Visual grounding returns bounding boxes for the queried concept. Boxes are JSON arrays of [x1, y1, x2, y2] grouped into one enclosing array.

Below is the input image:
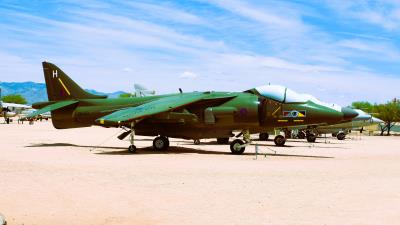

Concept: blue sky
[[0, 0, 399, 105]]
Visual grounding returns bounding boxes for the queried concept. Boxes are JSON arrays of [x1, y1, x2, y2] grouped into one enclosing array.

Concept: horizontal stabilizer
[[26, 100, 78, 118]]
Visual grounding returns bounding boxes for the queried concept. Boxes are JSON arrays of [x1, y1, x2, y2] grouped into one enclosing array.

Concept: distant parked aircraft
[[1, 101, 31, 124], [133, 83, 156, 97]]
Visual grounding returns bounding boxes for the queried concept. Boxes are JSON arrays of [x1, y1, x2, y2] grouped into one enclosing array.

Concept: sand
[[1, 121, 400, 225]]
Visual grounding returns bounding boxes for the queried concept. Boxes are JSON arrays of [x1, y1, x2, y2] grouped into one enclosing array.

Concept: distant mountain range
[[0, 82, 126, 104]]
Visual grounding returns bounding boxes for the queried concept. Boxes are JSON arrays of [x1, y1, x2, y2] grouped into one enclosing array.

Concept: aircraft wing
[[96, 93, 236, 125], [26, 100, 78, 118]]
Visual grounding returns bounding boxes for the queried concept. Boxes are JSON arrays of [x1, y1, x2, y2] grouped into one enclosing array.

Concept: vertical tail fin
[[43, 61, 107, 101]]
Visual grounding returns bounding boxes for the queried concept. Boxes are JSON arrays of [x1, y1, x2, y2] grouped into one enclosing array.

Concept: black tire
[[193, 139, 200, 145], [217, 138, 230, 144], [337, 133, 346, 140], [274, 135, 286, 146], [297, 131, 306, 139], [259, 133, 269, 141], [306, 134, 316, 143], [153, 136, 170, 150], [230, 139, 246, 155], [128, 145, 137, 153]]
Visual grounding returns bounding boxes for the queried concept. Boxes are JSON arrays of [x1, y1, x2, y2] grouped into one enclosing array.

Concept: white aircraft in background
[[1, 101, 31, 123], [133, 83, 156, 97]]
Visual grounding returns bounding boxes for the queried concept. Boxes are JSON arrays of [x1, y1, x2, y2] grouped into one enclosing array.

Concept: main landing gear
[[306, 133, 317, 143], [274, 135, 286, 147], [229, 129, 251, 154], [125, 122, 169, 153], [153, 136, 170, 150], [230, 139, 246, 155]]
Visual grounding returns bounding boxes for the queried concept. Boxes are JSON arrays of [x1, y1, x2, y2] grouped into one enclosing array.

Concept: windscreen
[[254, 85, 341, 112]]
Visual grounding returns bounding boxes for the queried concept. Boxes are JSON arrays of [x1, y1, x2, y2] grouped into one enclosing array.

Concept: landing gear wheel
[[337, 133, 346, 140], [274, 135, 286, 146], [306, 134, 317, 143], [259, 133, 269, 141], [128, 145, 137, 153], [230, 139, 245, 155], [217, 138, 230, 144], [194, 139, 201, 145], [297, 131, 306, 139], [153, 136, 170, 150]]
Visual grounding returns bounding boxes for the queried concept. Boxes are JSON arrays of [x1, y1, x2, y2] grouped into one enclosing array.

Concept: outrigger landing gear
[[153, 136, 170, 150], [128, 122, 137, 153]]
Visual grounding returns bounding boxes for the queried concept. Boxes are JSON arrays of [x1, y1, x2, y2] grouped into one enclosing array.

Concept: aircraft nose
[[341, 107, 358, 121]]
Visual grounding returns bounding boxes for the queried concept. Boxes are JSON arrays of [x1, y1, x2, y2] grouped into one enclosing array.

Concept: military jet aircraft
[[250, 85, 359, 145], [314, 111, 383, 140], [28, 62, 358, 154], [258, 98, 380, 143]]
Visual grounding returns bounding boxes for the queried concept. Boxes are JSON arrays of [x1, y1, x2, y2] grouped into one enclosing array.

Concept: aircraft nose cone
[[371, 117, 384, 124], [341, 107, 358, 120]]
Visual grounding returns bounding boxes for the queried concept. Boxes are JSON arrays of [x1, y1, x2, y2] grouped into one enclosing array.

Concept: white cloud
[[205, 0, 308, 31], [122, 2, 207, 25], [179, 71, 198, 79], [123, 67, 132, 72], [325, 0, 400, 30]]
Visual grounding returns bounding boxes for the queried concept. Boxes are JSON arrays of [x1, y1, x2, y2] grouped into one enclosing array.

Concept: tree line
[[1, 94, 27, 104], [351, 99, 400, 136]]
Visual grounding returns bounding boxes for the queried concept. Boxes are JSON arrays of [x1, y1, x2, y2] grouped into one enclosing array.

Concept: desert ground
[[1, 121, 400, 225]]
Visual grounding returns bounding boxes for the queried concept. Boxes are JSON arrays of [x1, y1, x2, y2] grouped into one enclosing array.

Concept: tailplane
[[42, 61, 107, 101]]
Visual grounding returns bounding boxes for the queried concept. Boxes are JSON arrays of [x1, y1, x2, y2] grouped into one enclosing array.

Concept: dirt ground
[[1, 121, 399, 225]]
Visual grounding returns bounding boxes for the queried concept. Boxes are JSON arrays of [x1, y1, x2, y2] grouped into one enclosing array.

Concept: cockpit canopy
[[248, 85, 342, 112]]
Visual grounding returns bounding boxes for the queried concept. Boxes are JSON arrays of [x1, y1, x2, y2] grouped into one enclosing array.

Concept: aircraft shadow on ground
[[25, 142, 334, 158], [179, 140, 347, 149], [283, 139, 346, 144]]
